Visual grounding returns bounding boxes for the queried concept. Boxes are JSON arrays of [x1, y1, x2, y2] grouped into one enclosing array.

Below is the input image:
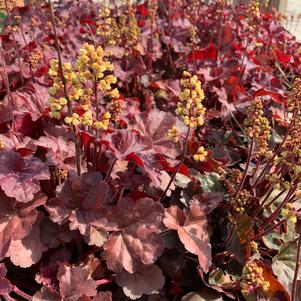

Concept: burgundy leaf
[[33, 286, 61, 301], [35, 249, 72, 288], [46, 172, 113, 244], [0, 150, 50, 203], [92, 292, 113, 301], [101, 130, 161, 186], [6, 82, 49, 121], [116, 264, 165, 299], [163, 204, 212, 273], [101, 129, 152, 162], [104, 198, 164, 273], [0, 263, 11, 295], [40, 217, 76, 249], [34, 135, 79, 171], [0, 191, 46, 260], [58, 264, 98, 300], [7, 213, 47, 267], [133, 109, 184, 159]]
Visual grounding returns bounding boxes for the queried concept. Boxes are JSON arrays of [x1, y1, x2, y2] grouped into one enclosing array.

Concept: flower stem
[[292, 233, 301, 301], [259, 184, 297, 231], [234, 135, 254, 197], [251, 219, 286, 241], [48, 0, 81, 176], [252, 109, 297, 188], [4, 0, 24, 85], [105, 159, 117, 182], [13, 286, 32, 301], [159, 126, 190, 203]]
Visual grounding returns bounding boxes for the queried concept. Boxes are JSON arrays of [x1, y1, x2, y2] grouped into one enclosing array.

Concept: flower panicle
[[176, 71, 206, 129]]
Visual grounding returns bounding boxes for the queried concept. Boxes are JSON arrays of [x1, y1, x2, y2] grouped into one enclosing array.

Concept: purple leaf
[[164, 204, 212, 273], [116, 264, 165, 299], [7, 213, 47, 267], [58, 264, 98, 300], [46, 172, 113, 244], [0, 191, 46, 260], [104, 198, 164, 273], [0, 150, 50, 203]]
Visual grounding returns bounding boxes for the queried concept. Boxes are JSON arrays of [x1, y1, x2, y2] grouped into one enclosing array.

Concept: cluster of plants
[[0, 0, 301, 300]]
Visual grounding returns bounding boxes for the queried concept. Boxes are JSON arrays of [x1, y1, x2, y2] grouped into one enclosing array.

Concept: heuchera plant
[[0, 0, 301, 300]]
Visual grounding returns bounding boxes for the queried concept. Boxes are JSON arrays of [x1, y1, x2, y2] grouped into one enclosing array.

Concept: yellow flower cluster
[[241, 261, 270, 296], [244, 98, 271, 158], [188, 26, 199, 46], [96, 2, 141, 51], [167, 126, 179, 144], [287, 78, 301, 111], [0, 138, 4, 150], [48, 59, 85, 118], [97, 7, 120, 46], [0, 0, 15, 11], [54, 168, 68, 185], [266, 173, 290, 190], [275, 98, 301, 185], [76, 44, 119, 99], [281, 203, 298, 224], [27, 48, 44, 68], [64, 113, 80, 126], [122, 0, 140, 48], [94, 112, 111, 130], [219, 167, 242, 194], [247, 0, 260, 19], [176, 71, 206, 128], [193, 146, 207, 162], [149, 0, 158, 24], [230, 189, 251, 214], [107, 98, 123, 123], [250, 241, 259, 253], [48, 43, 119, 131]]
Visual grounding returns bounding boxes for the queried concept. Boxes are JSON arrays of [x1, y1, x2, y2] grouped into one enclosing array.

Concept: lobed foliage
[[0, 0, 301, 300]]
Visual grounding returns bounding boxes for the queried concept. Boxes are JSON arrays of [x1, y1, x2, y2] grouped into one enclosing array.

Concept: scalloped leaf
[[116, 264, 165, 299], [164, 204, 212, 273], [104, 198, 164, 273]]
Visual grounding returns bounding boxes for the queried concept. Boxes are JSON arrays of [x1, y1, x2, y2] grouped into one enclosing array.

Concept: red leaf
[[46, 172, 112, 240], [274, 48, 291, 64], [220, 25, 234, 46], [164, 204, 212, 273], [254, 88, 285, 103], [157, 154, 191, 178], [58, 264, 98, 300], [125, 152, 145, 167], [7, 213, 47, 267], [0, 150, 50, 203], [136, 4, 149, 17], [116, 264, 165, 299], [79, 17, 97, 26], [188, 44, 217, 62], [104, 198, 164, 273]]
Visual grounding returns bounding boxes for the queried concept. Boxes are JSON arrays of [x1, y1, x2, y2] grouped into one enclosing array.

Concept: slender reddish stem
[[48, 0, 81, 176], [292, 234, 301, 301], [252, 109, 298, 188], [259, 184, 297, 231], [13, 286, 32, 301], [234, 135, 254, 197], [159, 126, 190, 203], [4, 0, 24, 85], [251, 219, 286, 241]]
